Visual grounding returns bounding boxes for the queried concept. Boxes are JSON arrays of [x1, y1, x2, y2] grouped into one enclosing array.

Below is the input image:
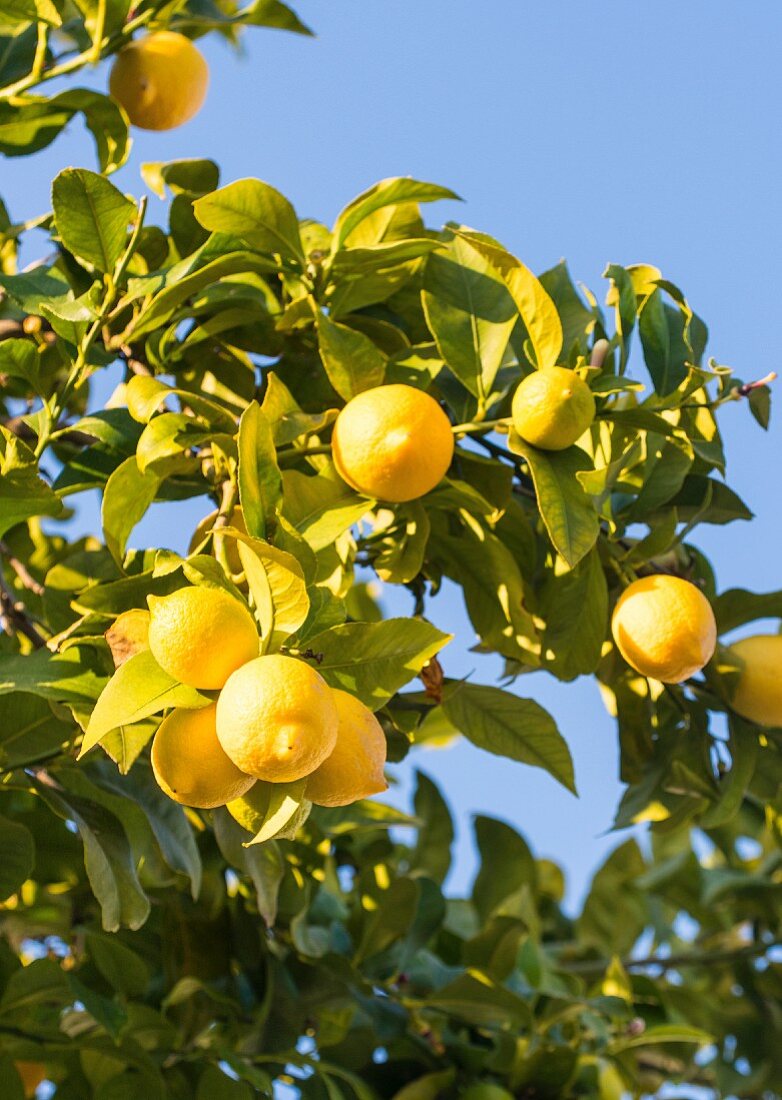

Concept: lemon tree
[[0, 3, 781, 1098]]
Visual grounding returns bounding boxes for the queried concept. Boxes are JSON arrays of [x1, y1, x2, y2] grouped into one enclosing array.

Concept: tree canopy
[[0, 3, 780, 1098]]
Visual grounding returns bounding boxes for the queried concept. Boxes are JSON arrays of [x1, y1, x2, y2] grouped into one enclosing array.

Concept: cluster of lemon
[[146, 586, 387, 810]]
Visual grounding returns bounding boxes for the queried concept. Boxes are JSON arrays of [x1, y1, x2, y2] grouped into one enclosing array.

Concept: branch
[[0, 540, 44, 596], [561, 938, 777, 976], [0, 567, 46, 648]]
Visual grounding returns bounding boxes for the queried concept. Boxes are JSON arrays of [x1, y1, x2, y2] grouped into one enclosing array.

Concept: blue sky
[[4, 0, 781, 908]]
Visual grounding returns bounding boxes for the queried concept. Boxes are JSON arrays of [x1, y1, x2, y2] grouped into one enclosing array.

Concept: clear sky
[[4, 0, 781, 908]]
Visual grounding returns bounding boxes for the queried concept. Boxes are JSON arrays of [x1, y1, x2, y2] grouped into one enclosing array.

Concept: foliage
[[0, 4, 781, 1098]]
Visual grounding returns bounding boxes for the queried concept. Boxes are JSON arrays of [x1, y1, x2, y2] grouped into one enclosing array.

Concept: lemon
[[611, 575, 717, 684], [109, 31, 208, 131], [105, 608, 150, 668], [216, 654, 338, 782], [725, 634, 782, 727], [147, 586, 258, 690], [305, 689, 388, 806], [15, 1062, 46, 1099], [511, 366, 596, 450], [189, 506, 247, 574], [332, 384, 454, 502], [151, 703, 255, 809]]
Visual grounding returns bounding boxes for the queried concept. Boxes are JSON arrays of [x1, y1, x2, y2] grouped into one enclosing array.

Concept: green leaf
[[197, 1065, 254, 1100], [226, 779, 309, 845], [333, 177, 459, 249], [316, 311, 387, 400], [638, 289, 689, 396], [354, 876, 420, 963], [283, 466, 370, 551], [0, 425, 63, 536], [442, 682, 576, 794], [456, 230, 562, 370], [306, 618, 451, 709], [713, 586, 782, 633], [0, 815, 34, 900], [422, 232, 516, 398], [233, 535, 309, 648], [51, 168, 135, 272], [237, 402, 282, 540], [193, 178, 304, 263], [471, 815, 536, 922], [542, 547, 608, 679], [0, 646, 104, 702], [121, 763, 202, 898], [410, 771, 454, 886], [80, 650, 208, 757], [426, 969, 532, 1030], [610, 1023, 713, 1052], [213, 809, 284, 926], [0, 338, 40, 390], [85, 931, 149, 997], [509, 431, 599, 568], [101, 455, 161, 567]]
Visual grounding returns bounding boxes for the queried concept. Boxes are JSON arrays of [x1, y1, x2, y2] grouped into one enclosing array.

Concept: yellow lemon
[[725, 634, 782, 727], [189, 506, 248, 574], [611, 575, 717, 684], [332, 384, 454, 502], [15, 1062, 46, 1098], [511, 366, 596, 450], [215, 654, 338, 782], [151, 703, 255, 809], [305, 689, 388, 806], [109, 31, 208, 131], [147, 586, 258, 690], [105, 608, 150, 668]]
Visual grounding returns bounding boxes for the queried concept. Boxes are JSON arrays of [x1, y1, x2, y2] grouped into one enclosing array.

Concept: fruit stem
[[451, 417, 512, 435]]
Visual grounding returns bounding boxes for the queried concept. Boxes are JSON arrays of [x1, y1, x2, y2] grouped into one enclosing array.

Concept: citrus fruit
[[151, 703, 255, 809], [511, 366, 596, 450], [147, 586, 258, 690], [332, 383, 453, 502], [109, 31, 208, 131], [725, 634, 782, 727], [305, 689, 388, 806], [611, 574, 717, 683], [105, 608, 150, 668], [189, 506, 247, 574], [15, 1062, 46, 1098], [216, 654, 338, 782]]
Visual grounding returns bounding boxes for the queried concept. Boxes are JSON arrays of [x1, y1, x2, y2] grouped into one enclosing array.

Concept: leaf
[[80, 650, 208, 757], [0, 337, 40, 390], [283, 467, 371, 551], [610, 1024, 713, 1052], [0, 815, 34, 900], [193, 178, 304, 263], [354, 877, 420, 963], [34, 780, 150, 932], [441, 682, 576, 794], [120, 763, 202, 898], [638, 289, 689, 396], [713, 587, 782, 633], [226, 779, 309, 844], [333, 177, 459, 249], [0, 425, 63, 536], [542, 548, 608, 679], [233, 536, 309, 647], [410, 771, 454, 886], [456, 230, 562, 370], [101, 455, 161, 567], [427, 970, 532, 1030], [316, 311, 387, 400], [306, 618, 451, 709], [422, 233, 516, 397], [213, 809, 284, 926], [509, 432, 599, 568], [237, 402, 282, 540], [51, 168, 135, 272], [0, 646, 104, 702], [85, 931, 149, 997], [471, 815, 536, 922]]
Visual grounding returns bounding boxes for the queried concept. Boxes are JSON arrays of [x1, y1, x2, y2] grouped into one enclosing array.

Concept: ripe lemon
[[611, 575, 717, 683], [332, 384, 454, 502], [216, 654, 338, 782], [305, 689, 388, 806], [151, 703, 255, 809], [147, 586, 258, 690], [109, 31, 208, 131], [15, 1062, 46, 1099], [105, 608, 150, 668], [511, 366, 596, 450], [189, 506, 248, 574], [725, 634, 782, 727]]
